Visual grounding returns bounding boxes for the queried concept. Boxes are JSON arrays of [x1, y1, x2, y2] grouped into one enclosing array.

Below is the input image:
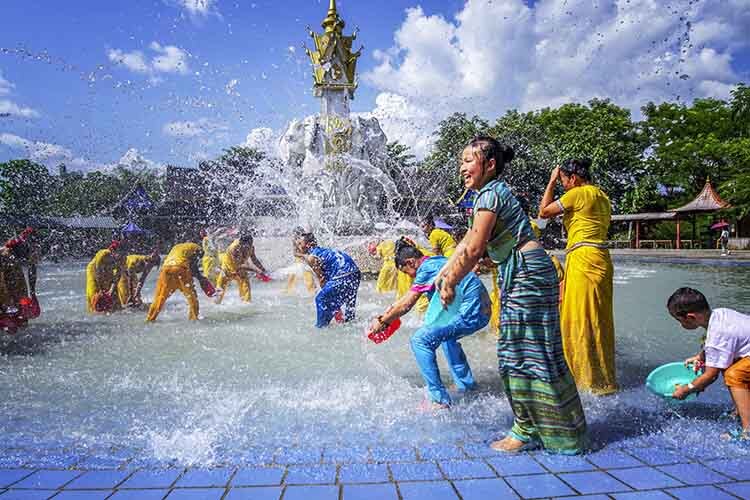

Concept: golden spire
[[305, 0, 362, 98], [321, 0, 344, 33]]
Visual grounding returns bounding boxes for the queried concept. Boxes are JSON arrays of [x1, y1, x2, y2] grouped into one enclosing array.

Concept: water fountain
[[275, 0, 399, 234], [1, 4, 750, 499]]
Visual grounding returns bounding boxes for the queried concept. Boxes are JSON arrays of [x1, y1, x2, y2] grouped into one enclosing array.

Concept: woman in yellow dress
[[538, 158, 617, 395], [146, 239, 213, 321], [420, 218, 457, 257], [215, 234, 268, 304], [86, 242, 126, 313], [369, 240, 398, 294], [117, 252, 161, 307]]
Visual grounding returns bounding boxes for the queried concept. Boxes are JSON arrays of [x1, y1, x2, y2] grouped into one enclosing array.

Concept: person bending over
[[293, 228, 360, 328], [368, 238, 490, 408], [668, 287, 750, 441]]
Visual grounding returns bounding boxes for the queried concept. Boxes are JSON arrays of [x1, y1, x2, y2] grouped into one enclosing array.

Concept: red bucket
[[94, 292, 114, 312], [367, 318, 401, 344], [200, 280, 217, 297], [19, 296, 41, 319]]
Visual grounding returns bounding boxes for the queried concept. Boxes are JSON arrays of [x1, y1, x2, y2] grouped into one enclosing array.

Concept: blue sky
[[1, 0, 748, 169]]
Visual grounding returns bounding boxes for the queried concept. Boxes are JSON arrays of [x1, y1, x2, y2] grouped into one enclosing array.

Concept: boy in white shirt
[[667, 287, 750, 441]]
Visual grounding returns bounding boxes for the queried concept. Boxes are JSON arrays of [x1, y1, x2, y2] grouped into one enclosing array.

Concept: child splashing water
[[668, 287, 750, 441], [293, 228, 361, 328], [367, 238, 490, 409]]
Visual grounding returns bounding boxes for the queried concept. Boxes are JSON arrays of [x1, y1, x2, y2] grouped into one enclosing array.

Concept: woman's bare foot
[[418, 400, 450, 412], [490, 436, 529, 452]]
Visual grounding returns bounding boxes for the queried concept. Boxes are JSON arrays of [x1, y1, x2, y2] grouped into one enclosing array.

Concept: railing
[[638, 240, 673, 249]]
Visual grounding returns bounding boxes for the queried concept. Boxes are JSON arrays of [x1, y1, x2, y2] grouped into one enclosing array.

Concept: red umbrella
[[710, 221, 730, 230]]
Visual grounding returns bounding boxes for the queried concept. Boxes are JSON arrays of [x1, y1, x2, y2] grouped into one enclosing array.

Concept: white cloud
[[0, 133, 164, 173], [0, 71, 13, 96], [104, 148, 164, 172], [244, 127, 278, 156], [0, 71, 40, 118], [0, 100, 40, 118], [167, 0, 217, 16], [363, 0, 750, 157], [163, 118, 228, 137], [149, 42, 190, 74], [357, 93, 437, 159], [107, 42, 190, 79], [0, 133, 74, 164]]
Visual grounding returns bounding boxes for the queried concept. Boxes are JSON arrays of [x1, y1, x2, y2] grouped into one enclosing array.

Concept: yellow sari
[[375, 240, 398, 293], [559, 184, 617, 395]]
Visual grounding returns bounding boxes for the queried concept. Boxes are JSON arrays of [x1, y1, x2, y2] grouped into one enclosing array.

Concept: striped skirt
[[497, 248, 587, 453]]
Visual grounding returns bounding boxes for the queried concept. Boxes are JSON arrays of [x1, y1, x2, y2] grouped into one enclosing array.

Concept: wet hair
[[394, 237, 424, 269], [667, 287, 710, 317], [292, 226, 316, 246], [239, 233, 254, 245], [466, 135, 515, 177], [560, 158, 592, 182]]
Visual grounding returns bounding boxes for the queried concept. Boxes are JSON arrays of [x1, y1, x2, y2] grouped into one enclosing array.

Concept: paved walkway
[[549, 249, 750, 267], [1, 440, 748, 499]]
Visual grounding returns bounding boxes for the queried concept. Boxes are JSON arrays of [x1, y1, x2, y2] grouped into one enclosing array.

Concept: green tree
[[198, 146, 270, 220], [719, 138, 750, 217], [730, 83, 750, 137], [0, 159, 55, 214], [533, 99, 646, 211], [642, 98, 735, 194], [422, 113, 490, 201]]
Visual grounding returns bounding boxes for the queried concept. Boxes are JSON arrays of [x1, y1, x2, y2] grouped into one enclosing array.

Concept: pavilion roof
[[611, 212, 677, 222], [670, 179, 731, 213]]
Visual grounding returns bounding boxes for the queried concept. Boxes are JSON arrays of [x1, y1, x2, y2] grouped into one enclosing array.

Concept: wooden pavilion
[[611, 179, 731, 249], [670, 179, 731, 249]]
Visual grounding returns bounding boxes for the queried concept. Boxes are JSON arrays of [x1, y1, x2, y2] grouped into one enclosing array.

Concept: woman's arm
[[248, 247, 268, 274], [438, 209, 496, 306], [538, 167, 563, 219], [367, 290, 421, 334]]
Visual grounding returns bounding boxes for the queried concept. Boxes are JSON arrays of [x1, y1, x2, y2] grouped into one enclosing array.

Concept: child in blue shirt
[[293, 228, 361, 328], [368, 238, 490, 408]]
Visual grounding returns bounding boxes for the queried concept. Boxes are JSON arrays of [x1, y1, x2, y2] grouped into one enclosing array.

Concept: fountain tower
[[278, 0, 398, 233]]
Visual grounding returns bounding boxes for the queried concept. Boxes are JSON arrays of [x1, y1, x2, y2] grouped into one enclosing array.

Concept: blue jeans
[[410, 308, 489, 404], [315, 271, 361, 328]]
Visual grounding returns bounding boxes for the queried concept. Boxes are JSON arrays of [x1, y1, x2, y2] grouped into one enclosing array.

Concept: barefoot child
[[367, 238, 490, 408], [668, 287, 750, 441], [293, 228, 361, 327]]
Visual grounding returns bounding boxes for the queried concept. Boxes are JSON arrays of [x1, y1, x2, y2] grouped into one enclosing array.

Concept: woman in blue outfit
[[293, 228, 361, 328], [368, 238, 490, 408]]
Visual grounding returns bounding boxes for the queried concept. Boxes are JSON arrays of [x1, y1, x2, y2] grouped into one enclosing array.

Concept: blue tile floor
[[0, 442, 748, 499]]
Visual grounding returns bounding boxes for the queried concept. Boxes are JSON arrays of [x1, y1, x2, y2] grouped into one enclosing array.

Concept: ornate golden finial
[[305, 0, 362, 98], [321, 0, 344, 33]]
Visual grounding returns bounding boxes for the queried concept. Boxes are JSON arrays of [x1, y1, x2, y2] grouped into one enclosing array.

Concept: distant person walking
[[720, 228, 730, 255], [538, 158, 618, 395]]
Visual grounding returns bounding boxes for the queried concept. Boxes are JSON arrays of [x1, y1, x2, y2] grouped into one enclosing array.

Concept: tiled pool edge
[[1, 442, 748, 499]]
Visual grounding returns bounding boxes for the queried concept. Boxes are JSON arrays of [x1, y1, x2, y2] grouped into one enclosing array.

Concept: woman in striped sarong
[[438, 136, 587, 454]]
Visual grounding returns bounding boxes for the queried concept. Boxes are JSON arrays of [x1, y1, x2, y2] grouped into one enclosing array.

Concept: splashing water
[[1, 259, 749, 466]]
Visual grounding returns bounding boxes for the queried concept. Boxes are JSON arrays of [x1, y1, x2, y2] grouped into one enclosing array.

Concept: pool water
[[1, 259, 749, 466]]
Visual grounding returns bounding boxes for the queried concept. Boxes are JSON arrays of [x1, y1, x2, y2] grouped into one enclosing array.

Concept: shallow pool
[[1, 259, 749, 466]]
